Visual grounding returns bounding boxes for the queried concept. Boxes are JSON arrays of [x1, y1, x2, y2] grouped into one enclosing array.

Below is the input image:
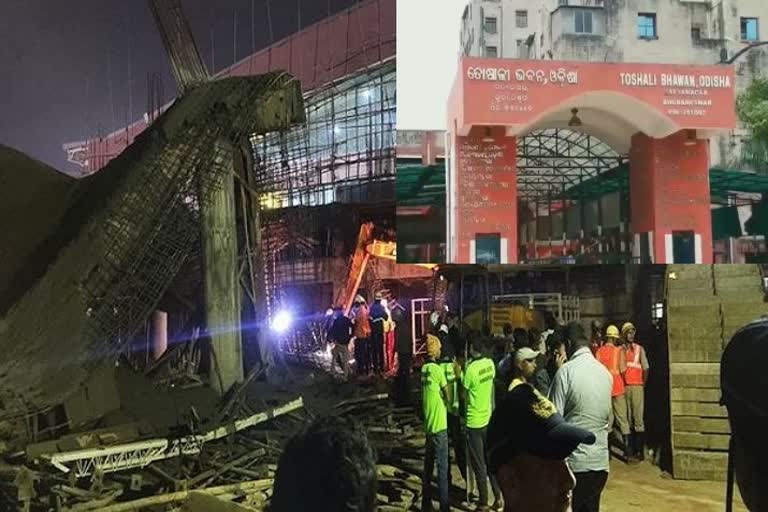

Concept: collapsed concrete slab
[[0, 72, 305, 422]]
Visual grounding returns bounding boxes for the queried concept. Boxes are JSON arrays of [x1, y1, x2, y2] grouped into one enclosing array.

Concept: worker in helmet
[[351, 295, 371, 376], [621, 322, 649, 463], [596, 325, 631, 461], [421, 332, 451, 512]]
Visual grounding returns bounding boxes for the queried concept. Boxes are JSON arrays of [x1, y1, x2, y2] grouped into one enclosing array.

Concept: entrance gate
[[447, 57, 737, 264]]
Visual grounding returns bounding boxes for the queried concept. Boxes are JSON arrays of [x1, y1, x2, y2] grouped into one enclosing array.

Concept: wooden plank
[[672, 416, 731, 434], [670, 401, 728, 418], [669, 388, 721, 402], [672, 450, 728, 481], [672, 432, 730, 451]]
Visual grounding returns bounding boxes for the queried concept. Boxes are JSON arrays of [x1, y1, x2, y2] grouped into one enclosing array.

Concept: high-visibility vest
[[625, 343, 644, 386], [597, 345, 624, 397]]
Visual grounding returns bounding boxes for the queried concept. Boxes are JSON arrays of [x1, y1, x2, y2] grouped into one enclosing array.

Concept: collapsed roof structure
[[0, 73, 305, 421]]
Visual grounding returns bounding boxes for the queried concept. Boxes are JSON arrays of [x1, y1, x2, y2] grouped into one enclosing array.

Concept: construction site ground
[[12, 356, 747, 510], [247, 360, 749, 512]]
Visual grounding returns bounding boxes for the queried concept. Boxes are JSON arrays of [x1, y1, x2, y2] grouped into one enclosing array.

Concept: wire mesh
[[79, 73, 303, 379]]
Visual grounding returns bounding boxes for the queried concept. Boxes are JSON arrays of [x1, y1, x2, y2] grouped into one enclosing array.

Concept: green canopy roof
[[396, 164, 445, 208]]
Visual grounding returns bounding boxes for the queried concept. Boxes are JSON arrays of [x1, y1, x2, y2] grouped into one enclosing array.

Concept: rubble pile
[[1, 390, 428, 511]]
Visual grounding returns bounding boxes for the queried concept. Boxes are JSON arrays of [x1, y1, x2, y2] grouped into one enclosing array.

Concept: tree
[[736, 77, 768, 172]]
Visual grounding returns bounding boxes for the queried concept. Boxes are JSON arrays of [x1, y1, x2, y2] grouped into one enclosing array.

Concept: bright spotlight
[[271, 310, 292, 333]]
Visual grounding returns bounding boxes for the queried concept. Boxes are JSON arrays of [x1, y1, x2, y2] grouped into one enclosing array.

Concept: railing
[[491, 293, 580, 323]]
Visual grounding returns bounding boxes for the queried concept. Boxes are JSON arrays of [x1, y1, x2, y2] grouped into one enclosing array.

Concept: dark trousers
[[395, 351, 412, 404], [466, 426, 502, 506], [447, 413, 467, 482], [355, 337, 370, 374], [572, 471, 608, 512], [370, 325, 385, 372], [422, 430, 450, 512]]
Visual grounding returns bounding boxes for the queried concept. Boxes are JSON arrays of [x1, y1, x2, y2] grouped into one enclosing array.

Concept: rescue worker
[[328, 306, 353, 382], [369, 293, 389, 374], [381, 298, 395, 373], [463, 338, 502, 511], [351, 295, 371, 376], [621, 322, 649, 463], [421, 333, 451, 512], [438, 332, 466, 487], [596, 325, 631, 461], [589, 320, 603, 356]]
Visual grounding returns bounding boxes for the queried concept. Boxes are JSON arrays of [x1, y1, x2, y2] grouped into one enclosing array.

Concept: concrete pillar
[[202, 149, 244, 395], [151, 310, 168, 361], [452, 127, 517, 263], [629, 130, 712, 264]]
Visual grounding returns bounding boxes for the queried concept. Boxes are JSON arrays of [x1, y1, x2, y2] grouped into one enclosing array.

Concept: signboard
[[454, 136, 517, 261], [455, 57, 737, 132]]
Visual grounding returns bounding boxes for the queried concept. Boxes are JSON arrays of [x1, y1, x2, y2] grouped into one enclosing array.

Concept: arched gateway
[[447, 56, 736, 264]]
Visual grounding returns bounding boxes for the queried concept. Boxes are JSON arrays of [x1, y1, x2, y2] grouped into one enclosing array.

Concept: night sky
[[0, 0, 361, 173]]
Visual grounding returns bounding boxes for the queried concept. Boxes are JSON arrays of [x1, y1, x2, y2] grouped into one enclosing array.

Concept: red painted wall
[[453, 57, 736, 133], [630, 131, 712, 263], [454, 128, 517, 263], [69, 0, 394, 174]]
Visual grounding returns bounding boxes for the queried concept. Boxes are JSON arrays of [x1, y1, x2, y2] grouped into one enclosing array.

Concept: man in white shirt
[[549, 325, 613, 512]]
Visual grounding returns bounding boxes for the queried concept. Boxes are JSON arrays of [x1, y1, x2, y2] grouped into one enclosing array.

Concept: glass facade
[[251, 61, 396, 209]]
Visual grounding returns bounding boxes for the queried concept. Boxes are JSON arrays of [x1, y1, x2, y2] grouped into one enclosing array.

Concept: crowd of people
[[270, 312, 767, 512], [326, 292, 406, 382], [416, 314, 650, 512]]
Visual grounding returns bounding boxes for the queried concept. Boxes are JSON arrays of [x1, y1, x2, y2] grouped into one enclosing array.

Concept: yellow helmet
[[621, 322, 636, 335], [606, 325, 620, 338]]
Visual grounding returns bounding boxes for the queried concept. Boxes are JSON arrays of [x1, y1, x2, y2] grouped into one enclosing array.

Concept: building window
[[516, 10, 528, 28], [691, 27, 701, 41], [741, 18, 759, 42], [485, 45, 498, 58], [485, 16, 497, 34], [476, 234, 501, 264], [575, 10, 593, 34], [637, 13, 657, 39]]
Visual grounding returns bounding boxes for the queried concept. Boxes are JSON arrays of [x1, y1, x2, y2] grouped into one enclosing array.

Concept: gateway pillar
[[451, 128, 517, 264], [629, 130, 712, 264]]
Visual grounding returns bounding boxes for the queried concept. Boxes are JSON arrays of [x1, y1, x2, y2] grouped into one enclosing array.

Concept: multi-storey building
[[396, 0, 767, 264]]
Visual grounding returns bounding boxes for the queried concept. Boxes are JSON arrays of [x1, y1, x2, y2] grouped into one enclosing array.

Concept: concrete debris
[[1, 391, 429, 511]]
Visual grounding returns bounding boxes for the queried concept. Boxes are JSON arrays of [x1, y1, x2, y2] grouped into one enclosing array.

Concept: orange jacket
[[596, 344, 625, 397], [625, 343, 645, 386]]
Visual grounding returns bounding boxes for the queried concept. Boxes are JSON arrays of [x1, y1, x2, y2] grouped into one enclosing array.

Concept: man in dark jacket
[[328, 306, 353, 382], [392, 303, 412, 404], [368, 293, 389, 373]]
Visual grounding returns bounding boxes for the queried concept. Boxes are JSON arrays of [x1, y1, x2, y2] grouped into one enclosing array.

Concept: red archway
[[447, 57, 736, 264]]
